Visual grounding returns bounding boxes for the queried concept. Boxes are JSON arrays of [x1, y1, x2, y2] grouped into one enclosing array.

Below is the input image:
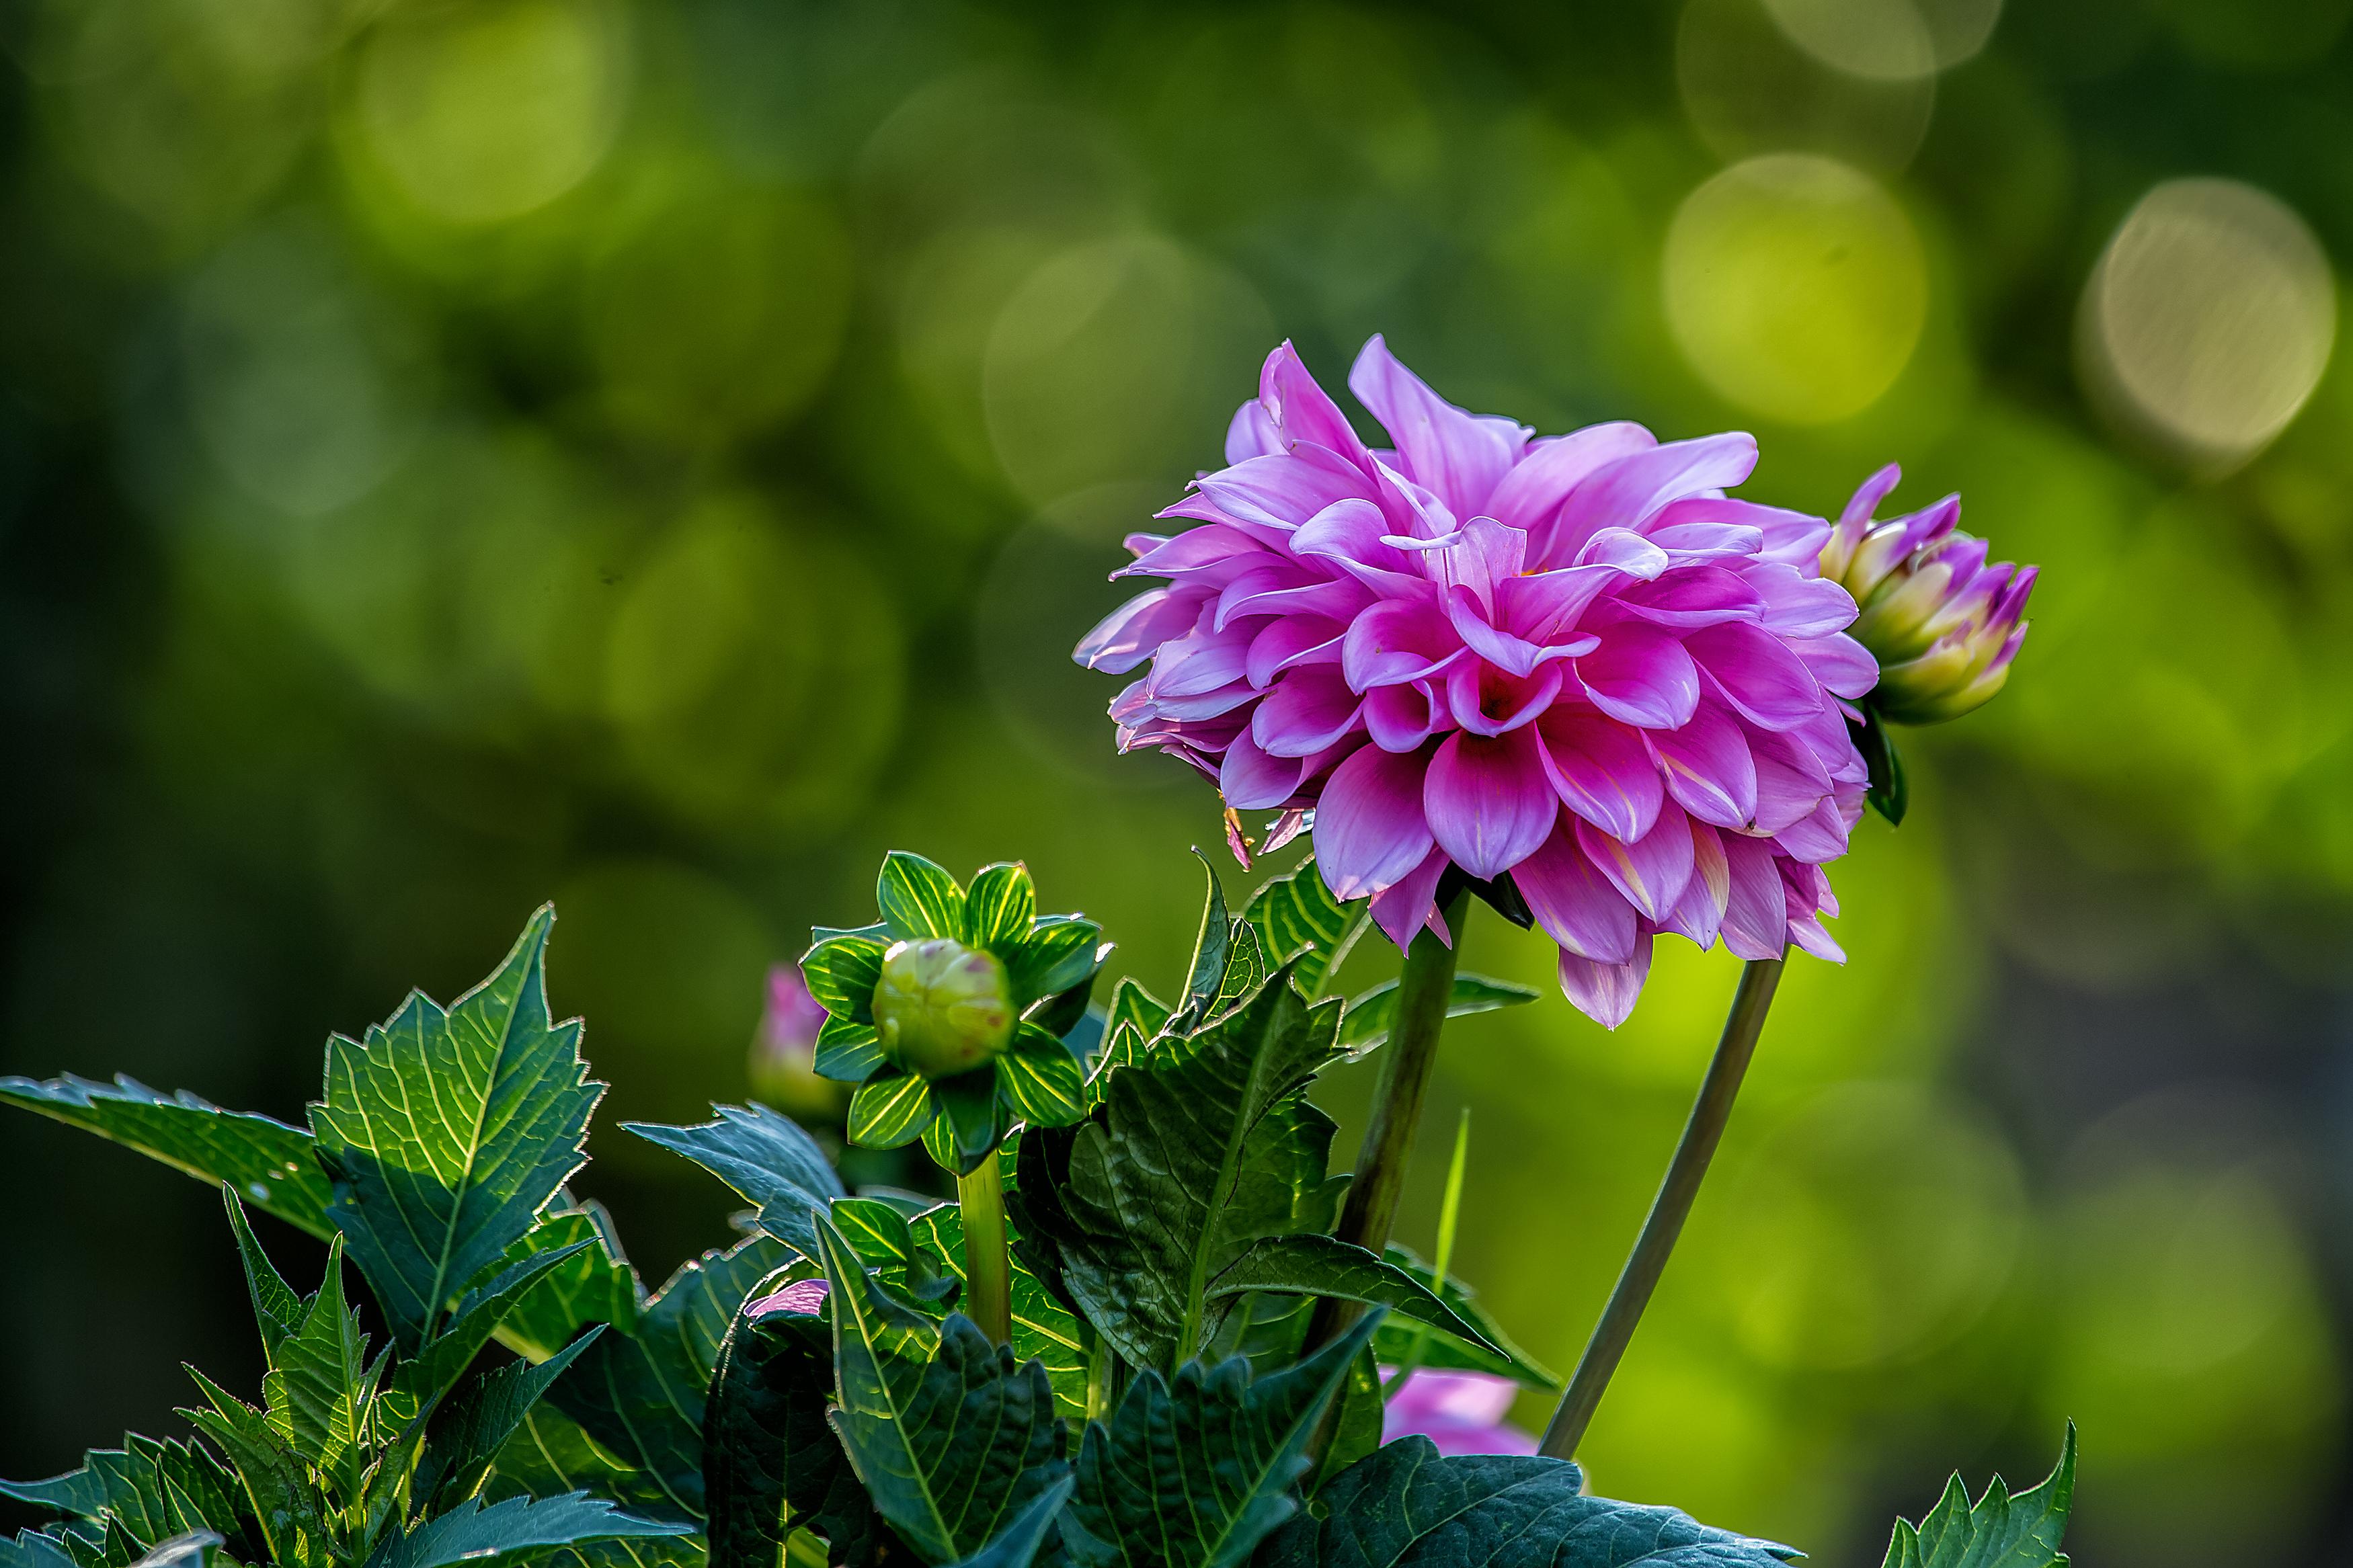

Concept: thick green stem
[[1304, 886, 1472, 1355], [1539, 954, 1785, 1460], [957, 1155, 1012, 1346]]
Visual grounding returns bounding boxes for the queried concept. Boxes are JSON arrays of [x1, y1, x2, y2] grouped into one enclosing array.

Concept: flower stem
[[1305, 885, 1472, 1353], [1538, 954, 1784, 1460], [957, 1155, 1013, 1346]]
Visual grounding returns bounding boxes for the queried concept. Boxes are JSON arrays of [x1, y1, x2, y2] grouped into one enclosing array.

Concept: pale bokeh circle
[[2083, 177, 2336, 470], [1663, 153, 1927, 425], [1759, 0, 2003, 80]]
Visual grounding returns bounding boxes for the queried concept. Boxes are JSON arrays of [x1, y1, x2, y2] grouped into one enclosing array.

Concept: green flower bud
[[873, 938, 1016, 1079]]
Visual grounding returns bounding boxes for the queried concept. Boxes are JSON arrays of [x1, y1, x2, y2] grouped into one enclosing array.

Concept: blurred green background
[[3, 0, 2350, 1561]]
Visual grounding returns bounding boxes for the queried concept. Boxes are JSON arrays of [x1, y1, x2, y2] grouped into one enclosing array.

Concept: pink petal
[[1558, 931, 1652, 1029], [1485, 421, 1658, 533], [1720, 834, 1789, 960], [1535, 707, 1664, 842], [1573, 528, 1670, 579], [1119, 524, 1266, 579], [1790, 633, 1878, 700], [1688, 622, 1823, 731], [1144, 623, 1254, 699], [1220, 728, 1308, 810], [1645, 706, 1757, 830], [1193, 443, 1373, 536], [1574, 623, 1701, 730], [1314, 743, 1437, 899], [1226, 399, 1283, 462], [1425, 728, 1557, 880], [1074, 587, 1209, 674], [1292, 497, 1419, 577], [1497, 565, 1624, 647], [1609, 567, 1763, 630], [1659, 824, 1731, 949], [1365, 680, 1447, 752], [1369, 846, 1450, 949], [1576, 804, 1696, 921], [1514, 826, 1636, 963], [1348, 335, 1529, 520], [1444, 659, 1564, 737], [1773, 798, 1851, 864], [1245, 616, 1347, 687], [1254, 665, 1364, 757], [1743, 563, 1858, 638], [1747, 725, 1835, 835], [1655, 495, 1831, 569], [1534, 432, 1759, 567], [1259, 341, 1373, 472], [1343, 594, 1467, 690]]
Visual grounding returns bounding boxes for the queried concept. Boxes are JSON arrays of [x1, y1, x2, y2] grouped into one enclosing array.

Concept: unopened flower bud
[[873, 938, 1016, 1079], [1823, 464, 2036, 726]]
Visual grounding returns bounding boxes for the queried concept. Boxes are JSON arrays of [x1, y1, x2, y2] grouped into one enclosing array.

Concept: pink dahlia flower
[[1074, 338, 1876, 1026], [1380, 1367, 1539, 1456]]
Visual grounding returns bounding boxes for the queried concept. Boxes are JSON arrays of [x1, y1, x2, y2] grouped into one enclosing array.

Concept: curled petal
[[1445, 659, 1564, 737], [1660, 824, 1732, 949], [1646, 706, 1757, 829], [1075, 588, 1208, 674], [1254, 665, 1365, 757], [1688, 621, 1824, 731], [1515, 826, 1636, 964], [1486, 421, 1657, 533], [1365, 679, 1447, 753], [1537, 432, 1759, 567], [1245, 616, 1347, 687], [1425, 727, 1557, 880], [1227, 398, 1283, 462], [1343, 595, 1466, 689], [1558, 930, 1653, 1029], [1574, 624, 1701, 730], [1314, 743, 1437, 899], [1369, 846, 1451, 950], [1349, 334, 1529, 519], [1221, 729, 1308, 810], [1536, 707, 1663, 842], [1259, 341, 1373, 471], [1790, 633, 1879, 701]]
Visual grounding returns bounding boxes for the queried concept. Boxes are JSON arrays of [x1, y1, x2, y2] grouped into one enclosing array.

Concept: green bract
[[803, 853, 1104, 1175]]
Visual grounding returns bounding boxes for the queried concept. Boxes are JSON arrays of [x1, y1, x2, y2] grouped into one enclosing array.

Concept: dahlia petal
[[1119, 524, 1266, 579], [1315, 743, 1437, 899], [1254, 665, 1365, 757], [1227, 398, 1283, 463], [1293, 497, 1420, 579], [1486, 421, 1657, 534], [1348, 335, 1529, 520], [1221, 728, 1308, 810], [1245, 617, 1346, 687], [1646, 521, 1765, 563], [1194, 443, 1373, 534], [1369, 845, 1450, 949], [1657, 495, 1831, 569], [1437, 515, 1529, 614], [1790, 633, 1879, 700], [1444, 658, 1564, 737], [1745, 563, 1859, 638], [1343, 595, 1467, 689], [1574, 528, 1670, 580], [1773, 798, 1851, 864], [1222, 577, 1373, 625], [1660, 823, 1731, 948], [1444, 585, 1552, 678], [1145, 624, 1254, 698], [1558, 931, 1652, 1029], [1719, 834, 1790, 960], [1537, 432, 1759, 567], [1143, 679, 1262, 722], [1497, 565, 1623, 647], [1536, 707, 1664, 842], [1646, 706, 1757, 829], [1841, 462, 1902, 528], [1074, 587, 1208, 673], [1577, 804, 1695, 921], [1259, 341, 1373, 470], [1610, 566, 1763, 630], [1515, 825, 1636, 963], [1747, 725, 1835, 835], [1574, 624, 1702, 730], [1365, 679, 1446, 752], [1425, 728, 1557, 879], [1688, 622, 1824, 731]]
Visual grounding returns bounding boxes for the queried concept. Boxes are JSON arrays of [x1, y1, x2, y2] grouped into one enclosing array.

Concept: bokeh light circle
[[353, 0, 627, 226], [1759, 0, 2003, 79], [1663, 153, 1927, 424], [2081, 177, 2336, 471]]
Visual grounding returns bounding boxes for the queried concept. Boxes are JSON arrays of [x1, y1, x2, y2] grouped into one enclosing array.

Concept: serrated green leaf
[[996, 1029, 1084, 1129], [0, 1075, 332, 1237], [1371, 1247, 1558, 1390], [1205, 1235, 1500, 1355], [545, 1234, 797, 1524], [1339, 975, 1540, 1057], [223, 1190, 306, 1364], [801, 942, 885, 1027], [0, 1533, 79, 1568], [939, 1476, 1070, 1568], [702, 1307, 877, 1568], [1059, 1311, 1377, 1568], [962, 865, 1037, 953], [415, 1331, 602, 1515], [0, 1472, 107, 1520], [877, 854, 967, 943], [1240, 862, 1365, 1001], [624, 1105, 846, 1260], [848, 1072, 937, 1149], [1180, 857, 1233, 1026], [1103, 980, 1170, 1046], [481, 1407, 697, 1568], [2, 1436, 260, 1566], [1256, 1438, 1799, 1568], [491, 1202, 645, 1364], [180, 1370, 328, 1568], [1037, 968, 1353, 1371], [815, 1222, 1067, 1565], [904, 1208, 1087, 1421], [310, 908, 604, 1350], [1884, 1425, 2075, 1568], [1213, 921, 1268, 1012], [264, 1241, 377, 1502], [372, 1493, 692, 1568]]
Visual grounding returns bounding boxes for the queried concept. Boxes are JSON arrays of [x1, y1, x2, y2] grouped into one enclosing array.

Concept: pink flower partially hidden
[[760, 964, 830, 1069], [1075, 338, 1874, 1026], [747, 1277, 830, 1318], [1380, 1367, 1539, 1456]]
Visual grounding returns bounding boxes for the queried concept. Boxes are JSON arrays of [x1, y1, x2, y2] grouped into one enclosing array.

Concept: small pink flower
[[746, 1277, 830, 1317], [1076, 337, 1874, 1026], [1380, 1367, 1538, 1456], [759, 965, 830, 1070]]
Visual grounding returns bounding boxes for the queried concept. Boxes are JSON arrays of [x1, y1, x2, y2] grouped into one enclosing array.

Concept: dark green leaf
[[1371, 1248, 1558, 1390], [928, 1068, 1000, 1175], [1059, 1311, 1378, 1568], [963, 865, 1037, 953], [0, 1533, 79, 1568], [1102, 981, 1170, 1047], [1240, 862, 1364, 1001], [848, 1072, 938, 1150], [416, 1331, 603, 1514], [1205, 1236, 1500, 1359], [372, 1493, 692, 1568], [1884, 1425, 2075, 1568], [803, 942, 886, 1027], [1310, 1347, 1385, 1493], [310, 907, 604, 1350], [1180, 856, 1234, 1026], [701, 1307, 878, 1568], [996, 1030, 1085, 1130], [815, 1221, 1068, 1566], [877, 854, 967, 943], [814, 1017, 889, 1085], [481, 1405, 696, 1568], [1001, 922, 1102, 1012], [0, 1075, 331, 1237], [180, 1369, 327, 1568], [1257, 1438, 1799, 1568], [1339, 976, 1540, 1058], [546, 1234, 797, 1523], [1045, 968, 1351, 1370], [0, 1472, 107, 1520], [939, 1477, 1070, 1568], [625, 1106, 846, 1260], [1, 1437, 257, 1565], [1215, 922, 1268, 1012], [223, 1190, 305, 1362], [492, 1202, 645, 1364], [1855, 707, 1909, 827]]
